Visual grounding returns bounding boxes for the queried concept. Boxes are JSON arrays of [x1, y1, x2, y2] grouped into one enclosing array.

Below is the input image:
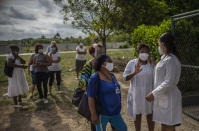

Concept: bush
[[131, 19, 171, 60]]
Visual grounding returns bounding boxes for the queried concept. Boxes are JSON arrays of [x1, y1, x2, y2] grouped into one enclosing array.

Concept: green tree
[[131, 19, 171, 60], [115, 0, 169, 33], [54, 0, 121, 51], [164, 0, 199, 15], [41, 35, 46, 39], [54, 33, 62, 39]]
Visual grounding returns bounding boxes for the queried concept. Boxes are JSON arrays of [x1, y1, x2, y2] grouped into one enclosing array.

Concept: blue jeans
[[96, 114, 127, 131]]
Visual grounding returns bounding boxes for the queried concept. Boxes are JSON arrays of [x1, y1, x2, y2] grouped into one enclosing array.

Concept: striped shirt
[[79, 60, 95, 88]]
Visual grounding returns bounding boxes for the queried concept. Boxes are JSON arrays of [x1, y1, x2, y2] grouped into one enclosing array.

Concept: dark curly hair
[[89, 46, 95, 55], [159, 32, 180, 60], [10, 45, 19, 51], [94, 55, 110, 71], [137, 43, 150, 53], [34, 43, 43, 53]]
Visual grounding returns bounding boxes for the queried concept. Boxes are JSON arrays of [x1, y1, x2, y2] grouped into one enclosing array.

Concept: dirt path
[[0, 72, 199, 131]]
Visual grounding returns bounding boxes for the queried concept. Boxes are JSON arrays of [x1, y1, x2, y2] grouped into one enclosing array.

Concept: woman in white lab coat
[[146, 32, 182, 131], [123, 44, 155, 131]]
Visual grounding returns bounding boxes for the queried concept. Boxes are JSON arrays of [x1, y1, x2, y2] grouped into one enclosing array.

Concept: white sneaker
[[58, 91, 63, 94], [14, 104, 22, 108], [35, 99, 42, 103], [75, 78, 79, 80], [43, 99, 48, 104]]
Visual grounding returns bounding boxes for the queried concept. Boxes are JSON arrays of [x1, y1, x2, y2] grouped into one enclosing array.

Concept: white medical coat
[[152, 54, 182, 125], [123, 59, 154, 120]]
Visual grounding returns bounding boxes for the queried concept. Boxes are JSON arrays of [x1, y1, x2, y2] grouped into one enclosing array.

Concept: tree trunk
[[102, 37, 107, 54]]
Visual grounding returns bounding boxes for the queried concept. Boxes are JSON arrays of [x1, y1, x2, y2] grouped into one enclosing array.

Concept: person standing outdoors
[[48, 44, 62, 94], [75, 42, 87, 79], [45, 41, 57, 54], [146, 32, 182, 131], [33, 43, 51, 104], [123, 44, 155, 131], [88, 55, 127, 131], [7, 46, 29, 108]]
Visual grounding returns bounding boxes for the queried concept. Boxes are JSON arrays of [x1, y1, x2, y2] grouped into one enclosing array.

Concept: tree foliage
[[165, 0, 199, 16], [115, 0, 169, 33], [54, 0, 122, 50], [131, 19, 171, 60]]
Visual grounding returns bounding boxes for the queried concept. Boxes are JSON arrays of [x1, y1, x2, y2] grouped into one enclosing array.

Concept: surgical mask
[[38, 49, 43, 54], [158, 46, 164, 55], [139, 53, 149, 61], [51, 47, 56, 51], [106, 62, 114, 71]]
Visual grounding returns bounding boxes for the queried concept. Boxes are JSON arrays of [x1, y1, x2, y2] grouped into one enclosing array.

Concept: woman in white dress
[[7, 46, 29, 108], [123, 44, 155, 131], [146, 32, 182, 131]]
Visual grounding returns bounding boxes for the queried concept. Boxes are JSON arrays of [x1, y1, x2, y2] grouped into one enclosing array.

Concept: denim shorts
[[31, 71, 37, 85]]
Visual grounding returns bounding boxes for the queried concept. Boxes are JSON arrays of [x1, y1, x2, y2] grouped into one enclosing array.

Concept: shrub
[[131, 19, 171, 60]]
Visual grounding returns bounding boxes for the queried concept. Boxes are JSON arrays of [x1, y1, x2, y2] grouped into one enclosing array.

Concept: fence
[[171, 9, 199, 121]]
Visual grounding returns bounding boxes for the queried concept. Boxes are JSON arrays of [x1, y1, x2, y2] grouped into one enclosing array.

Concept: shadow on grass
[[5, 109, 35, 131]]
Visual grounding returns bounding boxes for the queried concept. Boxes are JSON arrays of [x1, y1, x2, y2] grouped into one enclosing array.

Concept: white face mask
[[139, 53, 149, 61], [158, 46, 164, 55], [105, 62, 114, 71], [38, 49, 43, 54]]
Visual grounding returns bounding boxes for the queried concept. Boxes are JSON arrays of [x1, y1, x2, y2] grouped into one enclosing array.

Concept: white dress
[[152, 54, 182, 125], [7, 54, 29, 97], [123, 59, 154, 120]]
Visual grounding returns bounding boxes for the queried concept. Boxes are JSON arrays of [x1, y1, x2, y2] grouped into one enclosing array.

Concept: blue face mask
[[50, 47, 56, 52]]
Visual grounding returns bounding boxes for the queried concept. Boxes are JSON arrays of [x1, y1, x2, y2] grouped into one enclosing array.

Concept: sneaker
[[58, 91, 63, 94], [14, 104, 22, 108], [28, 94, 33, 99], [43, 99, 48, 104], [75, 77, 79, 80], [35, 99, 42, 103], [18, 102, 22, 106]]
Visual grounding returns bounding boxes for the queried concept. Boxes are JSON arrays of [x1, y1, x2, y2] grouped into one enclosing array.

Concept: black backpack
[[4, 58, 16, 77], [72, 87, 85, 107]]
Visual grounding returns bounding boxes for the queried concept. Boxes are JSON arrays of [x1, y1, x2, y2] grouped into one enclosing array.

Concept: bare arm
[[42, 55, 51, 66], [18, 56, 26, 64], [88, 97, 98, 125], [28, 55, 33, 74], [125, 72, 137, 81], [124, 62, 142, 81], [77, 50, 86, 54], [8, 58, 26, 69]]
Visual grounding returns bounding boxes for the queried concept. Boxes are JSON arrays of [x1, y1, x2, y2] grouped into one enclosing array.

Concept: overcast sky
[[0, 0, 86, 41]]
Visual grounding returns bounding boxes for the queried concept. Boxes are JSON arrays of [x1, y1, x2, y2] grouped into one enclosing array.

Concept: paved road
[[0, 48, 132, 57]]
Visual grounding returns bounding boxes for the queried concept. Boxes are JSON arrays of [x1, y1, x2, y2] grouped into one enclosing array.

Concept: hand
[[134, 63, 142, 74], [91, 113, 99, 125], [36, 62, 42, 66], [146, 92, 154, 102], [83, 86, 87, 91]]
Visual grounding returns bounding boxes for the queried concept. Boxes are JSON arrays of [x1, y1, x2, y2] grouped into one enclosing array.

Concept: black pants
[[49, 71, 61, 86], [36, 72, 49, 99]]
